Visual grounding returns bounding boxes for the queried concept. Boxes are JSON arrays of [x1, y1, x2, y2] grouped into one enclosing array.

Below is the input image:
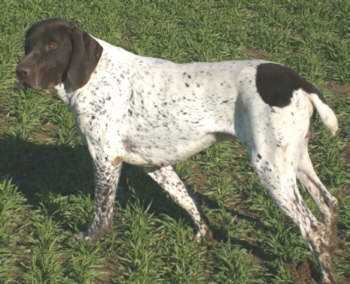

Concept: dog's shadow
[[0, 135, 197, 222], [0, 136, 94, 204]]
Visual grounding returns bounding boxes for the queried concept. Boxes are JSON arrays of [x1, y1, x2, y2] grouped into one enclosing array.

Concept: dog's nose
[[16, 65, 31, 80]]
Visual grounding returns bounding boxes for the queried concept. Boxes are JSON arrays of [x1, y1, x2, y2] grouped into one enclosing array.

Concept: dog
[[16, 18, 339, 283]]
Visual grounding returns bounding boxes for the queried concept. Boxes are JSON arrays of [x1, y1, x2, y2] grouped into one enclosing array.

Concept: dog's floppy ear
[[65, 23, 103, 91]]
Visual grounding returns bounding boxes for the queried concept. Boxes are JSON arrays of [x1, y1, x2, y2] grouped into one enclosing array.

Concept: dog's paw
[[74, 229, 101, 243], [74, 231, 92, 242], [194, 224, 212, 242], [75, 223, 112, 243]]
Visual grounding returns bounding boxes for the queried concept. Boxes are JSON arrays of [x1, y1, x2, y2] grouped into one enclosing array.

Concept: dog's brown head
[[16, 18, 103, 91]]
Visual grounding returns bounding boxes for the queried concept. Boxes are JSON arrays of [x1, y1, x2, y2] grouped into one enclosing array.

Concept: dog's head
[[16, 18, 103, 91]]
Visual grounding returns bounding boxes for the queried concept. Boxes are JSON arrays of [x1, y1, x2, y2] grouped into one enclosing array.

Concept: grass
[[0, 0, 349, 283]]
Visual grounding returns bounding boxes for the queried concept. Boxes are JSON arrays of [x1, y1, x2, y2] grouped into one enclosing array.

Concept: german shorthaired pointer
[[16, 19, 339, 283]]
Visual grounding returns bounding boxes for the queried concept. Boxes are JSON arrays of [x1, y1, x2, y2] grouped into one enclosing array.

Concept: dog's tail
[[308, 93, 338, 135]]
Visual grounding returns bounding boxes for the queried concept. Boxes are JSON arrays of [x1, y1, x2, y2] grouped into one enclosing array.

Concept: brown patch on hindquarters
[[112, 156, 123, 167], [256, 63, 321, 107]]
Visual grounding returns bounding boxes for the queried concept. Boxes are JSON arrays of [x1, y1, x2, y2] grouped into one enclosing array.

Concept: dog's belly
[[121, 131, 218, 166], [120, 88, 236, 166]]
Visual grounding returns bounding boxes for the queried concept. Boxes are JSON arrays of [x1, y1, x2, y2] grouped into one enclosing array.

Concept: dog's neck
[[54, 36, 135, 106]]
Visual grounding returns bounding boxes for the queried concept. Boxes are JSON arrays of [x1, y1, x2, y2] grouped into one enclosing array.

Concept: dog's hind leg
[[252, 149, 336, 284], [297, 143, 338, 245], [148, 165, 209, 240]]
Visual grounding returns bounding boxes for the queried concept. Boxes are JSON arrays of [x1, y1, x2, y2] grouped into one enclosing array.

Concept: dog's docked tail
[[308, 93, 338, 135]]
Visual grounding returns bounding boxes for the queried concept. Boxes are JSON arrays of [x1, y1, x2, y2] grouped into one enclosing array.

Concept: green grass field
[[1, 1, 349, 283]]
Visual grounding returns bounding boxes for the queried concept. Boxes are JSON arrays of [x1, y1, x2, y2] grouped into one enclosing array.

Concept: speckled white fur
[[55, 36, 338, 283]]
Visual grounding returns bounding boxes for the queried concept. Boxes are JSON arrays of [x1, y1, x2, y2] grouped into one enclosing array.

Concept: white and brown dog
[[16, 18, 339, 283]]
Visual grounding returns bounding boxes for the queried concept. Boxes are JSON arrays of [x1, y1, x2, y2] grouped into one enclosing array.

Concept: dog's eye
[[47, 41, 58, 50]]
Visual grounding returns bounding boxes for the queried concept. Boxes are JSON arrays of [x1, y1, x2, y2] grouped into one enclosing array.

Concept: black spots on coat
[[256, 63, 321, 108], [128, 109, 133, 116], [310, 222, 321, 238], [255, 153, 263, 164], [129, 90, 134, 101], [220, 81, 232, 89], [183, 72, 192, 79], [122, 138, 137, 152], [196, 83, 201, 88], [221, 100, 229, 104], [182, 72, 193, 87]]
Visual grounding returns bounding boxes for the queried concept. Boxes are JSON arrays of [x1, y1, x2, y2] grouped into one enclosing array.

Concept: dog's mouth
[[15, 76, 58, 93], [15, 80, 59, 100], [16, 72, 59, 91], [17, 79, 32, 89], [16, 70, 38, 90], [17, 80, 43, 91], [14, 78, 34, 91]]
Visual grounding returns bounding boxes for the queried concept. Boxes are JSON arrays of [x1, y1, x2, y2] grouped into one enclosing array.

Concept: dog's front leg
[[80, 156, 122, 241]]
